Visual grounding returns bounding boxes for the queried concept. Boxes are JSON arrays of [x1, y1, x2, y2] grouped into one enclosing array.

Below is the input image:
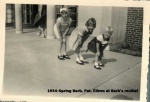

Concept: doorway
[[22, 4, 38, 29]]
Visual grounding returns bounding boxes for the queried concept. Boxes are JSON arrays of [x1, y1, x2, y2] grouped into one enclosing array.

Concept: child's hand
[[58, 38, 62, 42]]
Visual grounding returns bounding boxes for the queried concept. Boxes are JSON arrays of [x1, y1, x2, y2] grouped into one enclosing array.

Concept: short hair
[[104, 26, 113, 34], [85, 18, 96, 28]]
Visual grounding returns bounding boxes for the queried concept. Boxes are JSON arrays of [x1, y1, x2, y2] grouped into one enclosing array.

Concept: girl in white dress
[[54, 6, 72, 60]]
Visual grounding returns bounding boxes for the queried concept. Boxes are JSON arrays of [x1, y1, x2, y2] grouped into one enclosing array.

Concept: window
[[6, 4, 15, 27]]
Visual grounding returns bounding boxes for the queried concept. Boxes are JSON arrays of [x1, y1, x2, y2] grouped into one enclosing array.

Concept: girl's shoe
[[58, 55, 65, 60], [80, 60, 89, 64], [76, 60, 84, 65], [94, 65, 101, 69], [98, 63, 104, 67], [63, 55, 70, 59]]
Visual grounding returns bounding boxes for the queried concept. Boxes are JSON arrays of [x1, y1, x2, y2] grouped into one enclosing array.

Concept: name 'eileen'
[[93, 89, 105, 92]]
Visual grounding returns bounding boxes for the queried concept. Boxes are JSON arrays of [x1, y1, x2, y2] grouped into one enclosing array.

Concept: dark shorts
[[87, 37, 108, 53]]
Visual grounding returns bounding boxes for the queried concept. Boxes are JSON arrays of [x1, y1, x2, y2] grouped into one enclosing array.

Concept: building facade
[[6, 4, 143, 49]]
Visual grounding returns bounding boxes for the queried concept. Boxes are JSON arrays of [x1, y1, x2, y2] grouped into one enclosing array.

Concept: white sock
[[79, 57, 84, 61], [99, 62, 102, 65], [95, 62, 98, 66], [58, 53, 62, 56], [76, 58, 80, 61], [63, 53, 67, 55]]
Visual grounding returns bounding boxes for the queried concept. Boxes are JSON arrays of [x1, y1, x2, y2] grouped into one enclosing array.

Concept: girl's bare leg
[[94, 53, 99, 66], [59, 39, 63, 56], [98, 50, 104, 66], [75, 49, 80, 61], [62, 37, 70, 59], [62, 37, 67, 55], [43, 28, 46, 37], [58, 38, 64, 60], [79, 51, 84, 60], [94, 52, 101, 69], [37, 26, 42, 36], [79, 50, 89, 63], [39, 27, 46, 38], [75, 48, 83, 64]]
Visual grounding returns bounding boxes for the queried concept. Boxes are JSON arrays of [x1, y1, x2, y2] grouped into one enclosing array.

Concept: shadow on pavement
[[67, 50, 87, 56], [83, 54, 117, 64], [83, 54, 95, 59], [111, 94, 134, 100], [23, 30, 38, 33], [102, 58, 117, 64]]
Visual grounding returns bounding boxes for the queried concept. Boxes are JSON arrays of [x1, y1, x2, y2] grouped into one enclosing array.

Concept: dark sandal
[[76, 60, 84, 65], [80, 60, 89, 64], [58, 55, 64, 60], [94, 65, 101, 69], [63, 55, 70, 59]]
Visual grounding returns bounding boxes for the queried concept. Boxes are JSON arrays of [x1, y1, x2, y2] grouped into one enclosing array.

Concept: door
[[22, 4, 38, 28]]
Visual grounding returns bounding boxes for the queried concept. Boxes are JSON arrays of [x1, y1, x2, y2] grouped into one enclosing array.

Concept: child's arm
[[55, 18, 62, 40], [62, 18, 72, 37], [108, 34, 113, 44], [103, 43, 108, 50], [38, 5, 43, 17]]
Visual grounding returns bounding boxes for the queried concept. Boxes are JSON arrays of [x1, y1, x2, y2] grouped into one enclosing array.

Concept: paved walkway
[[3, 28, 141, 100]]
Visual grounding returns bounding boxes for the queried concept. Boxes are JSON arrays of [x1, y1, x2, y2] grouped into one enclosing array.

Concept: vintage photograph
[[2, 3, 145, 101]]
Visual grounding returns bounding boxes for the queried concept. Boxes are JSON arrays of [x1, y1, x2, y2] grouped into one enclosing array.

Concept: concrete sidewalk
[[3, 28, 141, 100]]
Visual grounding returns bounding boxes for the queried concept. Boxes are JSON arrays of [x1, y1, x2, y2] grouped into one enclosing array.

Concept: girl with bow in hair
[[54, 6, 72, 60]]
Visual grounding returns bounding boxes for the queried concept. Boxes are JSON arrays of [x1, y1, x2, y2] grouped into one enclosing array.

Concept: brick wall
[[125, 7, 143, 50]]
